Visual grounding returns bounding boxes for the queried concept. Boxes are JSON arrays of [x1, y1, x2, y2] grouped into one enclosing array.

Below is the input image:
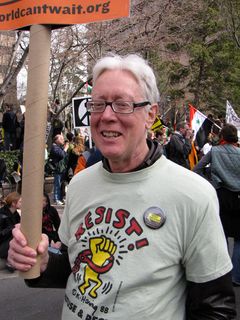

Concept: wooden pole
[[19, 25, 51, 279]]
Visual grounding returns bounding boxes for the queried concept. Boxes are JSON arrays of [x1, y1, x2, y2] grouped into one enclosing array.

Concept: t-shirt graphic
[[71, 206, 149, 300]]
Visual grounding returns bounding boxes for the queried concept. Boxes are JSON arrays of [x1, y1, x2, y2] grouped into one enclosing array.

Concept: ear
[[145, 104, 158, 130]]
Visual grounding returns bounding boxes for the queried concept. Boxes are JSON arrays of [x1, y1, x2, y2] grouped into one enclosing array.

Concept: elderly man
[[8, 54, 236, 319]]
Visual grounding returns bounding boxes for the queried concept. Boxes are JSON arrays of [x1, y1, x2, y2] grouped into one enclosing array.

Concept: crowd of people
[[4, 53, 239, 319], [44, 109, 231, 209]]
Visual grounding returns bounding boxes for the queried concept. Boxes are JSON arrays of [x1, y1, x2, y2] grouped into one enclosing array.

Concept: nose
[[101, 104, 116, 119]]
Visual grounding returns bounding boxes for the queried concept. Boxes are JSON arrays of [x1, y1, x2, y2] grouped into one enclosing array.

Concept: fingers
[[8, 238, 37, 272], [8, 226, 49, 273], [90, 236, 117, 256], [38, 233, 49, 255], [110, 243, 117, 255], [12, 224, 27, 247], [100, 237, 116, 255], [100, 237, 110, 251]]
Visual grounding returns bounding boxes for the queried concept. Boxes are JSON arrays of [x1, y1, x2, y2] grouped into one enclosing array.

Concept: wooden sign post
[[19, 25, 51, 278]]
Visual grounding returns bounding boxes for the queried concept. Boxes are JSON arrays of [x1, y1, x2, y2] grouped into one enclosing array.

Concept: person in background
[[50, 99, 64, 138], [48, 98, 61, 121], [62, 135, 85, 196], [8, 54, 236, 319], [2, 104, 17, 150], [66, 132, 74, 152], [42, 193, 61, 253], [153, 130, 163, 144], [153, 128, 169, 147], [164, 121, 192, 168], [73, 146, 102, 175], [67, 135, 85, 174], [0, 192, 21, 271], [200, 133, 213, 158], [197, 133, 214, 179], [49, 134, 69, 205], [193, 124, 240, 287]]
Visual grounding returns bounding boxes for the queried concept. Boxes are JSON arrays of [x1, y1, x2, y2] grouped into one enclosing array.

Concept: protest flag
[[226, 100, 240, 131], [189, 104, 213, 149], [188, 141, 198, 170], [151, 116, 163, 132]]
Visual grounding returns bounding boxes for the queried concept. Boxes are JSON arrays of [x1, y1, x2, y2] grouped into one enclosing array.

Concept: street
[[0, 268, 239, 319], [0, 272, 64, 320], [0, 201, 65, 320]]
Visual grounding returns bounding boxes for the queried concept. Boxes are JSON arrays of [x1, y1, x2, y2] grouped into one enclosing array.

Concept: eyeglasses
[[86, 100, 150, 114]]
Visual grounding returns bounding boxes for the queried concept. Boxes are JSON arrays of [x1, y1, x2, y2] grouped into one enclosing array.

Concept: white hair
[[92, 53, 160, 105]]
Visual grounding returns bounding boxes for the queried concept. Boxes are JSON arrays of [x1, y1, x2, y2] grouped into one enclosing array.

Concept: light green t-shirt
[[59, 156, 232, 320]]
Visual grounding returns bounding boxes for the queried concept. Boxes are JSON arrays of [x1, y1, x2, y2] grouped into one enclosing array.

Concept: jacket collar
[[102, 138, 162, 172]]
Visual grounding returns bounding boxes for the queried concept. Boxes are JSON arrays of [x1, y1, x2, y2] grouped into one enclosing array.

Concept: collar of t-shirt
[[102, 139, 163, 172]]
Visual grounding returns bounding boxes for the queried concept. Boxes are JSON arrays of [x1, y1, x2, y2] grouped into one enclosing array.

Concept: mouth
[[101, 131, 121, 138]]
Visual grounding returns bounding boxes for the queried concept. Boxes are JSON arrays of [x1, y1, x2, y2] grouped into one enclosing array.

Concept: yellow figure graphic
[[73, 236, 117, 298]]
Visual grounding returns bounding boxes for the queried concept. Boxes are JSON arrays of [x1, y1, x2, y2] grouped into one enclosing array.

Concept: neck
[[108, 144, 150, 173]]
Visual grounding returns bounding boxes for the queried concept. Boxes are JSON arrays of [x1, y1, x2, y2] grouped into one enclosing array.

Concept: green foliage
[[177, 0, 240, 114], [0, 150, 20, 175], [166, 43, 180, 52], [168, 88, 185, 99], [147, 0, 240, 116], [169, 63, 190, 84], [187, 31, 240, 112]]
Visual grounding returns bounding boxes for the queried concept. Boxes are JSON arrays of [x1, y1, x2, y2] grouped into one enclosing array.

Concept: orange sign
[[0, 0, 130, 30]]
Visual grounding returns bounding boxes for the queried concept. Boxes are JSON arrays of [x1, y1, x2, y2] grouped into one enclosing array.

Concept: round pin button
[[143, 206, 166, 229]]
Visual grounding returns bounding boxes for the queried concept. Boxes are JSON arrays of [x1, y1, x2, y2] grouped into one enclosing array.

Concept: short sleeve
[[183, 191, 232, 283]]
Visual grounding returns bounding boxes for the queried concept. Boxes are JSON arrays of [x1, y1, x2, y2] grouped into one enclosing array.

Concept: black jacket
[[42, 193, 61, 243], [0, 205, 20, 258], [165, 132, 192, 168], [49, 143, 66, 165], [2, 111, 17, 133]]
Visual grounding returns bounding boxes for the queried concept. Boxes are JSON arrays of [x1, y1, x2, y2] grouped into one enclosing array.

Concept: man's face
[[90, 69, 156, 172], [56, 135, 64, 146], [180, 124, 189, 137]]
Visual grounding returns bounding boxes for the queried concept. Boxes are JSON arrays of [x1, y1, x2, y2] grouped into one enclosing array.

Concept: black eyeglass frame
[[86, 100, 151, 114]]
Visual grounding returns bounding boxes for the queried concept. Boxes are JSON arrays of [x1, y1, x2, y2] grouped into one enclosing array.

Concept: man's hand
[[64, 141, 69, 152], [7, 224, 49, 273]]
